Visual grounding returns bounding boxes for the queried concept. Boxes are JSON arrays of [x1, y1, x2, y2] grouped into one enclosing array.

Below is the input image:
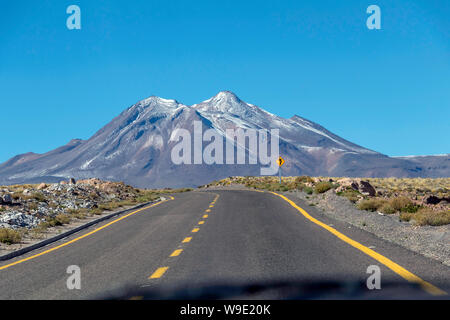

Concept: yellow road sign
[[277, 156, 285, 167]]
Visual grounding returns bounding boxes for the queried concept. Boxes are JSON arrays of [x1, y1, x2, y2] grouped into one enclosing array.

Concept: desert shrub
[[98, 202, 121, 211], [136, 191, 159, 203], [357, 198, 386, 212], [336, 189, 360, 203], [0, 228, 22, 244], [67, 208, 83, 214], [89, 191, 100, 199], [400, 212, 413, 222], [295, 176, 315, 184], [48, 202, 59, 209], [304, 187, 314, 195], [40, 214, 71, 228], [390, 197, 413, 212], [73, 212, 87, 219], [314, 181, 333, 194], [67, 208, 89, 219], [31, 192, 45, 202], [117, 200, 136, 207], [295, 183, 306, 191], [401, 203, 420, 213], [55, 214, 71, 224], [90, 208, 103, 215], [58, 214, 71, 223], [400, 209, 450, 226], [380, 203, 396, 214]]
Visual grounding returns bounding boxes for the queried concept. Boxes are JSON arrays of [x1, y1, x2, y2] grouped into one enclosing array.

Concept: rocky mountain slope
[[0, 91, 448, 188]]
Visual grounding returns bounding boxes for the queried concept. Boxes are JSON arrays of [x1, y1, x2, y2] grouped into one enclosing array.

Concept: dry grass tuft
[[400, 209, 450, 226], [0, 228, 22, 244]]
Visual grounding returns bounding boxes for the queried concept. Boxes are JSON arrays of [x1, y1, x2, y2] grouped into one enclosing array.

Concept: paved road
[[0, 189, 448, 299]]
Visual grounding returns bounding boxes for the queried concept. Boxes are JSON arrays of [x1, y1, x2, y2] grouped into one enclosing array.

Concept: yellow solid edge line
[[270, 192, 447, 296], [192, 228, 200, 233], [209, 205, 214, 208], [206, 209, 211, 212], [170, 249, 183, 257], [203, 215, 208, 218], [0, 198, 173, 271], [149, 267, 169, 279], [182, 237, 192, 243]]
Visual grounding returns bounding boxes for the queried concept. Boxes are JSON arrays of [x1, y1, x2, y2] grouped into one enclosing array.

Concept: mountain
[[0, 91, 448, 188]]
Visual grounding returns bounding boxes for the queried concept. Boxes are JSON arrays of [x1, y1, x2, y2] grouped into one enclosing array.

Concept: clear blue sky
[[1, 0, 449, 162]]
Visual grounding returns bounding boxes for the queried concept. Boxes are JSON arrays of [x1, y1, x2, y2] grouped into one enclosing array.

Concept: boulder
[[359, 180, 376, 197], [2, 194, 12, 204], [69, 178, 76, 185], [423, 195, 449, 205], [37, 183, 47, 190], [337, 178, 359, 190], [424, 195, 441, 205], [335, 178, 376, 196]]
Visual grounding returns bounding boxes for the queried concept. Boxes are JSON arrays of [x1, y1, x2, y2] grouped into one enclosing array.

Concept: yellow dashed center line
[[170, 249, 183, 257], [149, 193, 220, 281], [149, 267, 169, 279], [182, 237, 192, 243]]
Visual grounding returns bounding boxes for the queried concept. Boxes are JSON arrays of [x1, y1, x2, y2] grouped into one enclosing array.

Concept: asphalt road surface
[[0, 189, 449, 299]]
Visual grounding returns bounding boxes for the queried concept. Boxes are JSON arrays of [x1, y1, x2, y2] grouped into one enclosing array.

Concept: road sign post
[[279, 167, 281, 184]]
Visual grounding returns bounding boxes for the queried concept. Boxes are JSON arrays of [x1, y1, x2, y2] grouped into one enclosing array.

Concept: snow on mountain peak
[[198, 91, 240, 104], [212, 90, 241, 102], [123, 95, 187, 119], [141, 96, 179, 107], [192, 91, 256, 116]]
